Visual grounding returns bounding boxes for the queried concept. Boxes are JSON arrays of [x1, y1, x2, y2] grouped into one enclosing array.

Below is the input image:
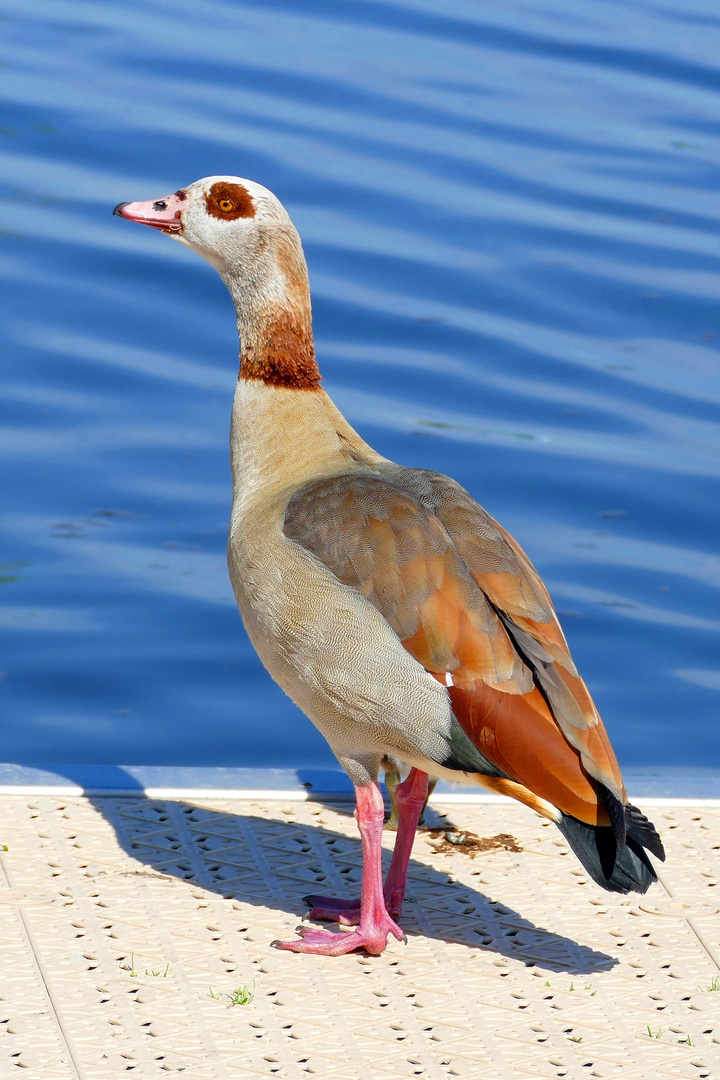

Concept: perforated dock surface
[[0, 794, 718, 1079]]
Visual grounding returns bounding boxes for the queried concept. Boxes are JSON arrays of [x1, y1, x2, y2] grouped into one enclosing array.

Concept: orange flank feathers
[[446, 682, 613, 826]]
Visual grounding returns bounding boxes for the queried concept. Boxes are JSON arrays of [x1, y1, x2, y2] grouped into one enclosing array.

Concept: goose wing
[[283, 468, 625, 827]]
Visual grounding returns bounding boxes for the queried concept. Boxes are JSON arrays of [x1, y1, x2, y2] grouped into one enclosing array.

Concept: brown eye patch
[[205, 181, 255, 221]]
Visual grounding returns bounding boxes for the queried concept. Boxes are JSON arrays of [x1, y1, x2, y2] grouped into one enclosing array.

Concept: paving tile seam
[[0, 847, 82, 1080], [34, 798, 179, 1076]]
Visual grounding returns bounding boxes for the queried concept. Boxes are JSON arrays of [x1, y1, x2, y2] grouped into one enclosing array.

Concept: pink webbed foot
[[272, 914, 405, 956], [302, 893, 361, 926]]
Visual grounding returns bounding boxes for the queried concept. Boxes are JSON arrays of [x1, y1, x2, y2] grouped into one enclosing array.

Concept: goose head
[[114, 175, 318, 388], [114, 175, 306, 291]]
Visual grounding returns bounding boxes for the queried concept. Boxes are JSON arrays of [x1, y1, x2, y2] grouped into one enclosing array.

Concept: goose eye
[[217, 198, 235, 213]]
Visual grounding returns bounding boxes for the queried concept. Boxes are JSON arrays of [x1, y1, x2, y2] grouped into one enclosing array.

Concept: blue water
[[1, 0, 719, 773]]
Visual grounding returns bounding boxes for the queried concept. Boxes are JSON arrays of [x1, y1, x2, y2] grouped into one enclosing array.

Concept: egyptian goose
[[114, 178, 665, 956]]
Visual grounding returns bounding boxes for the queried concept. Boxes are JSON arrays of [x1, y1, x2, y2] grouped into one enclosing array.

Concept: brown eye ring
[[205, 182, 255, 220]]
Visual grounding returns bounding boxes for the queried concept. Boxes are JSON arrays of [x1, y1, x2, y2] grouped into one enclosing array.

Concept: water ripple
[[1, 0, 718, 769]]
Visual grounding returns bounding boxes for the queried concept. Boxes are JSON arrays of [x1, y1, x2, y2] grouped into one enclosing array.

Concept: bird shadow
[[47, 765, 616, 975]]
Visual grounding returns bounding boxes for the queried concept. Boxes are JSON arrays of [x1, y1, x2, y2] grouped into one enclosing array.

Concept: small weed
[[569, 982, 575, 991], [126, 954, 168, 978], [646, 1025, 663, 1040], [567, 1035, 582, 1043], [208, 982, 255, 1007], [678, 1035, 693, 1046], [228, 983, 255, 1007], [699, 977, 720, 993], [545, 980, 551, 987]]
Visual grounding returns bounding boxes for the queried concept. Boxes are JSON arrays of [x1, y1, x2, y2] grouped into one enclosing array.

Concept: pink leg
[[305, 768, 430, 925], [383, 768, 429, 917], [273, 782, 405, 956]]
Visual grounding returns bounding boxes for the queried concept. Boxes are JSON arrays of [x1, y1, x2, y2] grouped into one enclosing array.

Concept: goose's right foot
[[302, 894, 361, 926]]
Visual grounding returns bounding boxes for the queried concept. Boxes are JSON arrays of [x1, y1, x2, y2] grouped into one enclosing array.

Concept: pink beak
[[113, 190, 187, 233]]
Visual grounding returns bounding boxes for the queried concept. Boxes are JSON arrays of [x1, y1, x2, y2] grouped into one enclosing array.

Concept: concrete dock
[[1, 791, 718, 1078]]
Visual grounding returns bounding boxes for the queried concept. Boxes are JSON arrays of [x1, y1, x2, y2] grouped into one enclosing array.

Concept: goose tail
[[556, 801, 665, 894]]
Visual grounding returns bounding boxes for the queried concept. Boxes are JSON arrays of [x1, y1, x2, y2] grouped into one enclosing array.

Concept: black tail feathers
[[557, 802, 665, 895], [625, 802, 665, 861]]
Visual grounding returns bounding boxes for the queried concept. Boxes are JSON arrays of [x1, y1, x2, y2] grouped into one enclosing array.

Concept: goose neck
[[225, 226, 321, 392]]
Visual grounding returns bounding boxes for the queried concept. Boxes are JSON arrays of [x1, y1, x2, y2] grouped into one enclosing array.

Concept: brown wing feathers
[[284, 476, 529, 692], [284, 470, 624, 828]]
